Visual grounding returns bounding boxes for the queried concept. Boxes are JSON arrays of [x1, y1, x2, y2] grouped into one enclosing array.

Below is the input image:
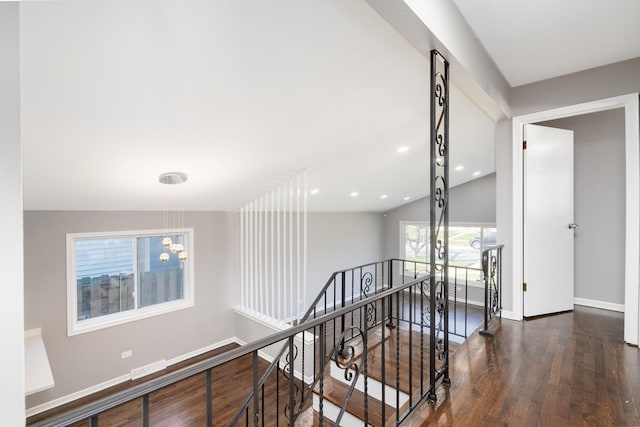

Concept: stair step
[[330, 361, 409, 410], [349, 323, 457, 397], [313, 375, 395, 427], [312, 410, 338, 426]]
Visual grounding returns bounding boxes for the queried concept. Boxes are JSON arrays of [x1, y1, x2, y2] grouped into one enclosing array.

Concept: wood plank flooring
[[402, 305, 640, 426], [28, 305, 636, 426]]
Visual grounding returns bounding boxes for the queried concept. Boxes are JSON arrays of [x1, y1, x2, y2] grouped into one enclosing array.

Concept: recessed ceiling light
[[380, 194, 388, 199], [397, 146, 409, 153], [310, 188, 319, 195], [404, 196, 411, 201], [455, 165, 464, 171], [350, 192, 359, 197], [472, 171, 481, 176]]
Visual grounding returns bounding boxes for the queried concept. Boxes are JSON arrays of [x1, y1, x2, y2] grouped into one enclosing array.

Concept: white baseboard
[[574, 297, 625, 313], [25, 337, 243, 418], [165, 336, 239, 367], [25, 373, 131, 418], [500, 309, 519, 321]]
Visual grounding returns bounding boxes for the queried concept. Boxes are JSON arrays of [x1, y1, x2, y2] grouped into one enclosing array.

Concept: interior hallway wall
[[383, 173, 496, 259], [24, 209, 383, 411], [496, 58, 640, 313], [24, 211, 239, 409], [0, 3, 26, 423], [307, 212, 384, 307]]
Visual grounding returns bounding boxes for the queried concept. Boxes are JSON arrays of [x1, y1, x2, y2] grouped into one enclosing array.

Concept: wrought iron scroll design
[[360, 271, 376, 327], [429, 49, 450, 403], [281, 342, 301, 421], [480, 245, 504, 336], [328, 326, 366, 426]]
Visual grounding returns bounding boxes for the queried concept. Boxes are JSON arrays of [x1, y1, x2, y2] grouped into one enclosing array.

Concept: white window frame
[[66, 228, 195, 336], [399, 221, 496, 285]]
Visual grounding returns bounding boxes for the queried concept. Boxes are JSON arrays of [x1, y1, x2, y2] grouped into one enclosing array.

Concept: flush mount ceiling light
[[397, 146, 409, 153], [159, 171, 188, 185], [159, 172, 188, 263]]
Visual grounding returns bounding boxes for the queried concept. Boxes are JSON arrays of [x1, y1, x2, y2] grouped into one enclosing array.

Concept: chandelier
[[159, 171, 188, 263]]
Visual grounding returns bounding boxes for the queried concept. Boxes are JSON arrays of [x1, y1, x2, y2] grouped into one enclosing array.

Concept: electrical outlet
[[121, 350, 133, 359]]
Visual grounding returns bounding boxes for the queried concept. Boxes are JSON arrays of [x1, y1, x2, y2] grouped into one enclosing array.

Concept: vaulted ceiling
[[19, 0, 640, 212]]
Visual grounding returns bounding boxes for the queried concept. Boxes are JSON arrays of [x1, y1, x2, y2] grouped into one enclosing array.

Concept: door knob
[[568, 223, 578, 229]]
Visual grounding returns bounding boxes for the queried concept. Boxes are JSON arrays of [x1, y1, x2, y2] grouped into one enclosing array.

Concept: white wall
[[0, 3, 26, 423], [495, 120, 513, 311], [539, 110, 626, 306]]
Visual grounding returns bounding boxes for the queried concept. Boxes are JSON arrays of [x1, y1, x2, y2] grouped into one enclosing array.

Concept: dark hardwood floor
[[403, 305, 640, 426], [28, 305, 636, 426]]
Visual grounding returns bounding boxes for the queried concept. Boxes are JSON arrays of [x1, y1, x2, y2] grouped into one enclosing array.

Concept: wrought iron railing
[[28, 254, 503, 426], [391, 258, 484, 339], [30, 272, 444, 426], [480, 245, 504, 336]]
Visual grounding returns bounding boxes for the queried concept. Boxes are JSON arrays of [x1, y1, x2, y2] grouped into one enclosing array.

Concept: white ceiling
[[20, 0, 495, 212], [452, 0, 640, 87], [19, 0, 640, 212]]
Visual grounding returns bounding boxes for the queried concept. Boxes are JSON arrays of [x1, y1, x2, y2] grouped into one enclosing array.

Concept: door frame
[[511, 93, 640, 345]]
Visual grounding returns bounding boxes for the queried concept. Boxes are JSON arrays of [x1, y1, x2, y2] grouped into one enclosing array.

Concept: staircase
[[28, 254, 502, 427], [226, 258, 461, 426]]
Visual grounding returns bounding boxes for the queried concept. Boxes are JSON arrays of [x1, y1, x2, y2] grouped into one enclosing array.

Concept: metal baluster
[[142, 394, 149, 427], [287, 337, 295, 427], [253, 352, 259, 427], [387, 261, 395, 328], [480, 249, 491, 336], [381, 295, 386, 424], [420, 280, 425, 395], [453, 266, 458, 336], [276, 358, 280, 426], [206, 369, 212, 427], [409, 284, 413, 408], [301, 327, 306, 405], [362, 304, 369, 427], [465, 268, 469, 338], [339, 271, 346, 357], [319, 322, 325, 426], [395, 288, 401, 423], [498, 247, 503, 318], [351, 269, 355, 328]]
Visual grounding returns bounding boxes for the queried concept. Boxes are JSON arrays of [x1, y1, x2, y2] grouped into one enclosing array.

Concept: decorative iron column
[[428, 49, 450, 403]]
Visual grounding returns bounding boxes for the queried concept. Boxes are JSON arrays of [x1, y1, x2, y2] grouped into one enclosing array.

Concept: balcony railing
[[29, 254, 503, 426], [480, 245, 504, 336]]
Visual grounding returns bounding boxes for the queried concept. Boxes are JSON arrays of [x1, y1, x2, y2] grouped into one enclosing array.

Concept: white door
[[523, 124, 575, 317]]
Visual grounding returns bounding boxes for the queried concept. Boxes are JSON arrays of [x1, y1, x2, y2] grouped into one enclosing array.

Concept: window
[[401, 222, 496, 282], [67, 229, 194, 336]]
